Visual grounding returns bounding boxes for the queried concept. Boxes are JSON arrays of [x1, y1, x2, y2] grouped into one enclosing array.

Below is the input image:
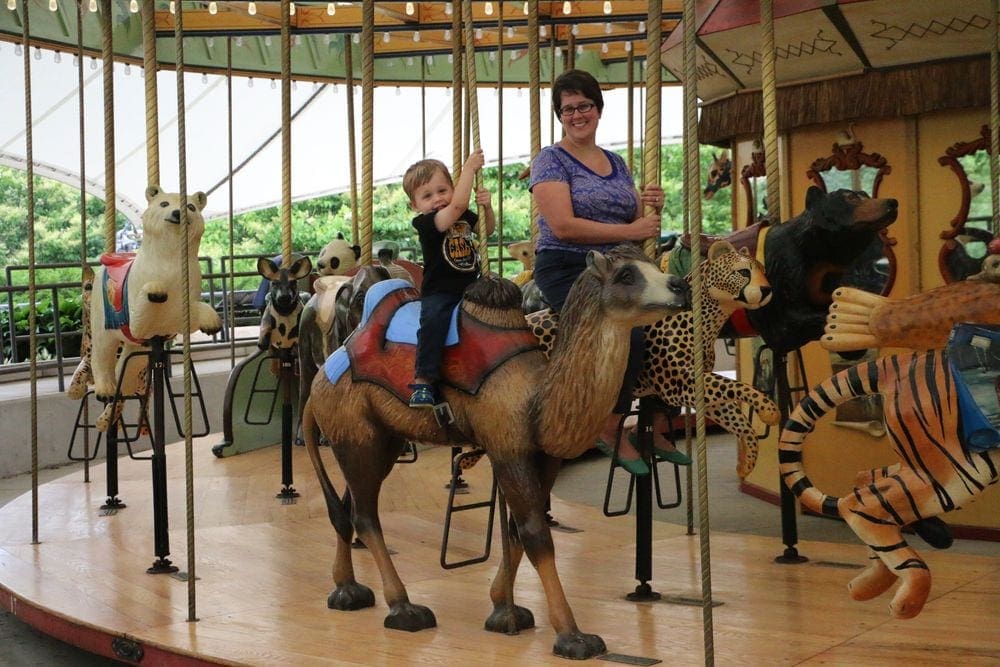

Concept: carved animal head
[[507, 240, 535, 270], [562, 245, 691, 331], [142, 185, 208, 247], [258, 254, 312, 316], [333, 265, 392, 342], [804, 186, 897, 236], [702, 240, 772, 312], [703, 151, 732, 200], [316, 233, 361, 276]]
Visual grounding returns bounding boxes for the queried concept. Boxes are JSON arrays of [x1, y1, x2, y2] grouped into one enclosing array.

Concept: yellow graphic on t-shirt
[[443, 221, 478, 272]]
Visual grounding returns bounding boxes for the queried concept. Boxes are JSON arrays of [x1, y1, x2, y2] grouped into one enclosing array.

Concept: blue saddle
[[948, 323, 1000, 452]]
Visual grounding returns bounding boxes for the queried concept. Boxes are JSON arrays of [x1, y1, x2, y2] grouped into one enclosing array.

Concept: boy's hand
[[475, 187, 492, 209], [464, 149, 485, 174]]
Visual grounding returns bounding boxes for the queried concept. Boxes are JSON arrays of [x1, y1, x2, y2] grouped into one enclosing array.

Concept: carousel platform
[[1, 437, 998, 666]]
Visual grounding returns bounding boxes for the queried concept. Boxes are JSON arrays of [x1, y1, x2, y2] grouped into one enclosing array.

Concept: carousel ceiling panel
[[661, 0, 996, 104]]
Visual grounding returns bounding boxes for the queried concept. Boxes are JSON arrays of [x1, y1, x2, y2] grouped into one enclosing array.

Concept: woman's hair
[[402, 159, 452, 200], [551, 69, 604, 116]]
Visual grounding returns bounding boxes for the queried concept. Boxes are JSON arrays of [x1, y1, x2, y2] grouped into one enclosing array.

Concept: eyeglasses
[[557, 102, 596, 118]]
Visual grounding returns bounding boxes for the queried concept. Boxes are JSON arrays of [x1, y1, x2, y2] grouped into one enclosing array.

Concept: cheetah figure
[[527, 240, 780, 477]]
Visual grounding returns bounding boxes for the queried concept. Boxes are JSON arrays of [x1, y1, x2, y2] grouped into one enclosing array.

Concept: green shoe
[[626, 431, 692, 466], [595, 437, 650, 476]]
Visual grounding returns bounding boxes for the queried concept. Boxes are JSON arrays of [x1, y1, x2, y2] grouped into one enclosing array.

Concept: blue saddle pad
[[948, 323, 1000, 452], [360, 278, 459, 346]]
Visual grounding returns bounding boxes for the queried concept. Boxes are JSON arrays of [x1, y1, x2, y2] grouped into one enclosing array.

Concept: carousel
[[0, 1, 998, 665]]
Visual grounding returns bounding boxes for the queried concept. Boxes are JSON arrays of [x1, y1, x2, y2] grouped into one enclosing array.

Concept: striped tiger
[[779, 349, 1000, 619]]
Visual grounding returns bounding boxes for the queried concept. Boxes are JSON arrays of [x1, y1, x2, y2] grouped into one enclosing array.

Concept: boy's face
[[409, 169, 454, 214]]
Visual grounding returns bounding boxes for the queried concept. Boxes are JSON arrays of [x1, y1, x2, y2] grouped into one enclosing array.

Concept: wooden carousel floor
[[1, 438, 998, 666]]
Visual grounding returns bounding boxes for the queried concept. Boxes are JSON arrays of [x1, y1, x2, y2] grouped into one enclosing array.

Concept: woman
[[530, 68, 689, 475]]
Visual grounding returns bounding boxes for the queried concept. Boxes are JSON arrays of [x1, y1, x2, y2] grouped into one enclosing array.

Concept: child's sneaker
[[408, 383, 436, 408]]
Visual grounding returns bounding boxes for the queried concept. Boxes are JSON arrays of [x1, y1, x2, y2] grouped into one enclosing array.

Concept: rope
[[497, 5, 505, 276], [421, 55, 427, 159], [345, 35, 359, 245], [627, 48, 634, 178], [528, 1, 540, 243], [21, 0, 38, 545], [77, 0, 91, 484], [100, 0, 114, 254], [281, 0, 292, 266], [992, 0, 999, 236], [549, 30, 555, 145], [461, 0, 489, 275], [452, 2, 463, 178], [172, 0, 198, 623], [761, 0, 780, 220], [642, 0, 662, 260], [141, 0, 159, 185], [227, 38, 236, 368], [360, 0, 374, 265], [682, 0, 715, 660]]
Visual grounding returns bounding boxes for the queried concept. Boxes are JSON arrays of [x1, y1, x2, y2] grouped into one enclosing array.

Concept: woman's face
[[557, 91, 600, 142]]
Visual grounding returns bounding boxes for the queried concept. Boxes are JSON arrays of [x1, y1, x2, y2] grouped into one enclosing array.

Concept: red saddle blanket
[[345, 286, 540, 403], [99, 252, 143, 343]]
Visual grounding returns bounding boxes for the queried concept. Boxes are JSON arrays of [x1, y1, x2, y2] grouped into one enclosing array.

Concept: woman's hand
[[640, 184, 664, 213], [628, 212, 661, 241]]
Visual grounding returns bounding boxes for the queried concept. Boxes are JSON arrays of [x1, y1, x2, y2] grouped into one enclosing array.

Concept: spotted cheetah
[[527, 240, 780, 478]]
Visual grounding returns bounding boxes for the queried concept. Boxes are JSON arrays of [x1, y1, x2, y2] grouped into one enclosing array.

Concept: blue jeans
[[533, 249, 644, 414], [414, 291, 462, 383]]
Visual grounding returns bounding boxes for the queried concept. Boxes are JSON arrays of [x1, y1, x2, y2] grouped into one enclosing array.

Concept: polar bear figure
[[87, 186, 221, 405]]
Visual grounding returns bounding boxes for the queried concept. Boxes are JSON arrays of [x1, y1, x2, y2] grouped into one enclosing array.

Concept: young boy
[[403, 149, 495, 408]]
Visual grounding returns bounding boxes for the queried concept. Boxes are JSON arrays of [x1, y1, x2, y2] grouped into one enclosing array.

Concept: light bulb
[[264, 35, 272, 46], [489, 51, 496, 61], [444, 28, 451, 40], [201, 72, 208, 84], [90, 57, 98, 70], [324, 33, 332, 44], [331, 82, 336, 92], [405, 1, 414, 15], [248, 1, 256, 15], [326, 2, 335, 15], [413, 31, 420, 42], [129, 0, 138, 12], [517, 87, 523, 97], [352, 33, 359, 44], [447, 53, 453, 63], [294, 34, 301, 46], [124, 62, 131, 74], [53, 51, 61, 63], [426, 55, 433, 65], [406, 56, 413, 66], [270, 78, 276, 89], [34, 47, 41, 60], [14, 43, 21, 56], [292, 80, 297, 90], [562, 1, 571, 15], [395, 86, 400, 96], [601, 42, 608, 53], [576, 44, 583, 54], [522, 2, 528, 15], [604, 0, 612, 14], [289, 2, 295, 15], [168, 0, 174, 13], [484, 1, 493, 15], [208, 1, 217, 15], [571, 24, 578, 36], [6, 0, 15, 10], [605, 22, 611, 34], [49, 0, 57, 12], [382, 31, 390, 43], [236, 36, 243, 46], [624, 41, 631, 52], [444, 3, 451, 15], [507, 26, 514, 38], [539, 25, 546, 38], [638, 21, 645, 32], [248, 77, 254, 87], [73, 54, 79, 66], [207, 37, 215, 48], [475, 27, 482, 40]]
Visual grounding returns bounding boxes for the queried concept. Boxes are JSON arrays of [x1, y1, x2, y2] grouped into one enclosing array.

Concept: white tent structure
[[1, 50, 684, 225]]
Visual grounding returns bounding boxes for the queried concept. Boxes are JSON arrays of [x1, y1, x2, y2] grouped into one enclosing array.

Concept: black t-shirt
[[412, 209, 481, 295]]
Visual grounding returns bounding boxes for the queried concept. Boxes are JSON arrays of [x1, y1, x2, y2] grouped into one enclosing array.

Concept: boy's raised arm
[[433, 149, 485, 232]]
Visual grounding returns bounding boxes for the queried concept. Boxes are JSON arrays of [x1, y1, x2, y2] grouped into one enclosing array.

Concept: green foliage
[[1, 290, 84, 363]]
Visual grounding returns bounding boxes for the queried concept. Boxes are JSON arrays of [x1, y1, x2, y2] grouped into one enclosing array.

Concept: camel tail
[[778, 359, 882, 518], [302, 399, 353, 542]]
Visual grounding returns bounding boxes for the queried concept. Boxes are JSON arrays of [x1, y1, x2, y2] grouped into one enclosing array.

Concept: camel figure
[[302, 246, 690, 659]]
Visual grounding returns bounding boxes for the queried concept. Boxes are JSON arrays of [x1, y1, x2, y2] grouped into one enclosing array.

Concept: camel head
[[565, 244, 690, 331]]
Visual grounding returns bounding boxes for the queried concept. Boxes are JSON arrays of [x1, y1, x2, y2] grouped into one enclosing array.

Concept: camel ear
[[257, 256, 280, 281], [145, 185, 161, 202], [707, 240, 735, 261], [190, 191, 208, 211], [288, 254, 313, 280], [585, 250, 611, 279]]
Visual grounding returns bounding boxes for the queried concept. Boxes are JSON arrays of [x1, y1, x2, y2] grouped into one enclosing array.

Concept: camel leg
[[337, 435, 435, 632], [327, 490, 375, 611], [492, 455, 605, 660], [486, 454, 561, 635]]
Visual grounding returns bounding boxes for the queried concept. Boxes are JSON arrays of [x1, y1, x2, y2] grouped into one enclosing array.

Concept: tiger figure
[[779, 348, 1000, 620]]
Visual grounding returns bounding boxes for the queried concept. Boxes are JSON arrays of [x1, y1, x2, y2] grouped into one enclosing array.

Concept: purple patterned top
[[529, 145, 638, 254]]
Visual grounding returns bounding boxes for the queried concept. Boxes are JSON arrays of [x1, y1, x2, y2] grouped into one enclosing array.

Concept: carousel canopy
[[0, 1, 686, 223]]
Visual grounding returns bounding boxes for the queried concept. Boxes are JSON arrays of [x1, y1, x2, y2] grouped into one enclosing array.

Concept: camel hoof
[[484, 604, 535, 635], [327, 583, 375, 611], [384, 602, 436, 632], [553, 631, 606, 660], [148, 292, 167, 303]]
